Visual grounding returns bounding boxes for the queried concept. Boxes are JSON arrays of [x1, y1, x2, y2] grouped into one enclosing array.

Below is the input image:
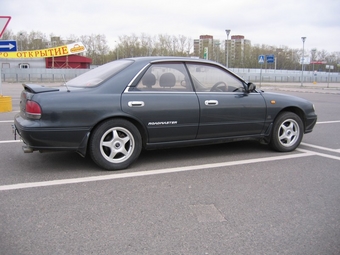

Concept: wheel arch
[[263, 106, 306, 144], [269, 109, 305, 152], [274, 106, 306, 130]]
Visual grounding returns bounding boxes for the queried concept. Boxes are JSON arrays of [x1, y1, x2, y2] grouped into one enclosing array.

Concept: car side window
[[132, 63, 193, 92], [186, 63, 245, 92]]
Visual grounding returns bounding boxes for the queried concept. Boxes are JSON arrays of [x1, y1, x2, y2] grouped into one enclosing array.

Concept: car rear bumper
[[14, 114, 90, 155]]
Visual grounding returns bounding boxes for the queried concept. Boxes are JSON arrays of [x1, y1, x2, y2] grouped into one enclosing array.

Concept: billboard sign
[[0, 42, 86, 58]]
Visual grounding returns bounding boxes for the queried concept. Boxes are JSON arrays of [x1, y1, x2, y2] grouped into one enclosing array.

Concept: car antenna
[[62, 74, 70, 92]]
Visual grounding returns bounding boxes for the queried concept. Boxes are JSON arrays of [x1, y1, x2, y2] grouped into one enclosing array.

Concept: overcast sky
[[2, 0, 340, 53]]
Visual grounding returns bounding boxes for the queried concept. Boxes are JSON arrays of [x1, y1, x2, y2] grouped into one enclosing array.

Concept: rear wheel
[[270, 112, 304, 152], [89, 119, 142, 170]]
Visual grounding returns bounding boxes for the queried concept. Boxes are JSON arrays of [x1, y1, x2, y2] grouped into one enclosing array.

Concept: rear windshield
[[65, 59, 133, 87]]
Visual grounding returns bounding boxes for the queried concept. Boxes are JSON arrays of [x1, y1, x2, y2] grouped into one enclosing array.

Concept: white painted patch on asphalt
[[190, 204, 226, 223]]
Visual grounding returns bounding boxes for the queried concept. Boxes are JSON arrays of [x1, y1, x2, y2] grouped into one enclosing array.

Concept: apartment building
[[194, 34, 251, 67]]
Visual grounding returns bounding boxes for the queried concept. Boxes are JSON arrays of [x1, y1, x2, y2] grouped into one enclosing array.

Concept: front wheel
[[270, 112, 304, 152], [89, 119, 142, 170]]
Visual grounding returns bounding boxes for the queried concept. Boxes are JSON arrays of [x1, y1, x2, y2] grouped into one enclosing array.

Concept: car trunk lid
[[19, 84, 61, 119], [22, 83, 60, 94]]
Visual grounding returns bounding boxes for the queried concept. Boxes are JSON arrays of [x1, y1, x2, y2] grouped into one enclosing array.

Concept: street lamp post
[[301, 36, 306, 87], [19, 32, 23, 51], [115, 41, 119, 60], [311, 48, 317, 84], [225, 29, 231, 68]]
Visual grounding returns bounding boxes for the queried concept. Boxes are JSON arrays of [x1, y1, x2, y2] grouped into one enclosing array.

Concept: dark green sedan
[[14, 57, 317, 170]]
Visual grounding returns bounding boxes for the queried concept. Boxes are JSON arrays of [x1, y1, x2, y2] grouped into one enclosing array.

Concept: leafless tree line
[[2, 30, 339, 72]]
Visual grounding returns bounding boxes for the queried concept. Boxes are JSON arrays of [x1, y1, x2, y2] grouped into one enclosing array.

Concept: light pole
[[19, 32, 23, 51], [311, 48, 317, 84], [301, 36, 306, 87], [225, 29, 231, 68], [115, 41, 119, 60]]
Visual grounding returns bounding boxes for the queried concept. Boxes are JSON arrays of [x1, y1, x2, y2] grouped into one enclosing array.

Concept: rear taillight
[[25, 101, 42, 119]]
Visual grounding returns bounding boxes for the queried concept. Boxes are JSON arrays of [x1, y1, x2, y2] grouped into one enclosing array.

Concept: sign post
[[313, 71, 317, 84], [258, 55, 265, 87], [326, 65, 334, 88]]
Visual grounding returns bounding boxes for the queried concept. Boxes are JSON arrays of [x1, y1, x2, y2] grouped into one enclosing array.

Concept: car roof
[[124, 56, 221, 66], [121, 56, 245, 83]]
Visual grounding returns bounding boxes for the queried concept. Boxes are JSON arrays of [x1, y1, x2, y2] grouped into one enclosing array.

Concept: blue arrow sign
[[0, 40, 17, 52]]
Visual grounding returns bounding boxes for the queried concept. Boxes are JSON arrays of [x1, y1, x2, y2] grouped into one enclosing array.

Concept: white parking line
[[301, 142, 340, 153], [297, 148, 340, 161], [1, 120, 339, 191], [0, 151, 315, 191], [0, 140, 20, 144], [316, 120, 340, 124]]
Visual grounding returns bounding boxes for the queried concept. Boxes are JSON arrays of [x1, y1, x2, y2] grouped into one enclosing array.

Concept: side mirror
[[247, 82, 256, 92]]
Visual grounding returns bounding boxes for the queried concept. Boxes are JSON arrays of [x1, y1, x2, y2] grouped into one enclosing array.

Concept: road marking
[[0, 151, 315, 191], [301, 142, 340, 153], [0, 120, 14, 123], [316, 120, 340, 124], [0, 140, 20, 144], [297, 148, 340, 161], [1, 120, 339, 191]]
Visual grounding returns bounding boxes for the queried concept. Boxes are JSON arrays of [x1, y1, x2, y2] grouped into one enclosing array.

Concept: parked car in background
[[14, 57, 317, 170]]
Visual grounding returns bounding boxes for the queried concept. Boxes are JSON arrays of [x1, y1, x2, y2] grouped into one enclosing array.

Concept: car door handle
[[205, 100, 218, 106], [128, 101, 145, 107]]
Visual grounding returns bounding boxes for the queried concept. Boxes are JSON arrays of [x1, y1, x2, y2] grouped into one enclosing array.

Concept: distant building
[[194, 34, 251, 67], [226, 35, 251, 67], [45, 55, 92, 69], [193, 35, 221, 61]]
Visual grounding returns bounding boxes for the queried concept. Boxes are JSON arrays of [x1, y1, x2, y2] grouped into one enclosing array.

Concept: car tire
[[89, 119, 142, 170], [270, 112, 304, 152]]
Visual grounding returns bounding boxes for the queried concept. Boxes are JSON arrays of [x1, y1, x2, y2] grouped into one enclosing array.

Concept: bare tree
[[2, 29, 339, 71], [80, 34, 110, 65]]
